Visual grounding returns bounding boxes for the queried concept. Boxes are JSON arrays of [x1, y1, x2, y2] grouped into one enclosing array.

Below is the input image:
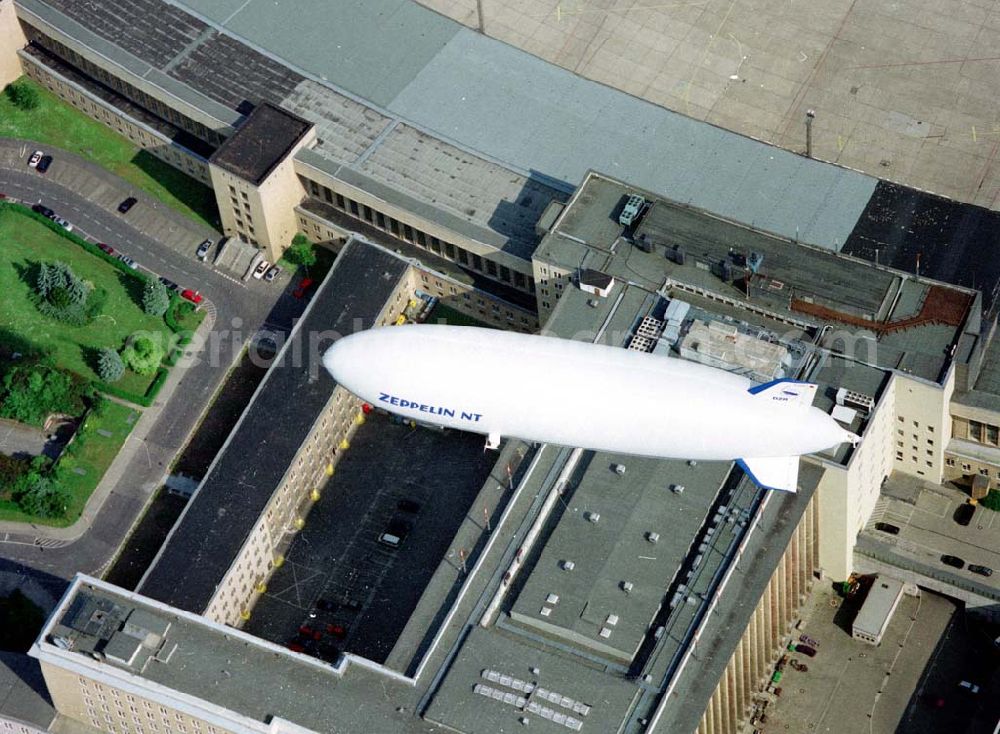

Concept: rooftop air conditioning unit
[[621, 581, 634, 594], [586, 512, 601, 523], [561, 560, 575, 571], [614, 464, 626, 476], [647, 532, 660, 544], [671, 484, 685, 494]]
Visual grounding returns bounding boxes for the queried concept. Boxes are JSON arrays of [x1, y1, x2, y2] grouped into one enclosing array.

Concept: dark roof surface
[[210, 102, 312, 184], [139, 240, 408, 612], [843, 181, 1000, 310], [35, 0, 208, 68], [580, 268, 613, 289], [170, 31, 305, 112]]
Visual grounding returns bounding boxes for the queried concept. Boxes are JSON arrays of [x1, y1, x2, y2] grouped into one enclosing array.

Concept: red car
[[292, 277, 314, 299], [181, 289, 203, 304], [97, 243, 115, 255]]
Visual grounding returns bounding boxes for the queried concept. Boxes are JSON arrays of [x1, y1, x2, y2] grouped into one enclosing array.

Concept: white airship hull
[[323, 325, 858, 491]]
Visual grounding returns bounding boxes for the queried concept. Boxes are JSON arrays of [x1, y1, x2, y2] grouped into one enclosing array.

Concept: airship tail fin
[[748, 378, 817, 408], [737, 456, 799, 492]]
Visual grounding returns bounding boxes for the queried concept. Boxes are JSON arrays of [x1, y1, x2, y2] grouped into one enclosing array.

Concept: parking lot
[[765, 585, 960, 734], [243, 412, 498, 665]]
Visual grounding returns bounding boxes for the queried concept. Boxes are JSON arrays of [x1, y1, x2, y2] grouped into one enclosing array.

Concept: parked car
[[264, 264, 282, 282], [158, 276, 179, 292], [31, 203, 54, 218], [27, 150, 43, 168], [377, 518, 412, 548], [958, 680, 980, 694], [293, 277, 314, 299], [874, 522, 900, 535], [968, 564, 993, 577], [97, 243, 115, 255], [118, 255, 139, 270], [181, 289, 203, 305], [798, 634, 820, 648], [117, 196, 137, 214], [252, 259, 270, 279], [36, 155, 52, 173], [794, 645, 816, 657], [196, 239, 212, 260], [52, 216, 72, 232], [940, 554, 965, 569], [954, 503, 975, 526]]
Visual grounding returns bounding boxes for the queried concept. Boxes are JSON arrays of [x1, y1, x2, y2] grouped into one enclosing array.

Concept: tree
[[285, 233, 316, 268], [121, 334, 163, 375], [142, 278, 170, 316], [34, 262, 93, 325], [6, 81, 39, 111], [0, 365, 84, 425], [96, 347, 125, 383]]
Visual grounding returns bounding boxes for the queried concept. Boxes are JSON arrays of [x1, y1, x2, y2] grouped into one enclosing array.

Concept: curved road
[[0, 139, 306, 601]]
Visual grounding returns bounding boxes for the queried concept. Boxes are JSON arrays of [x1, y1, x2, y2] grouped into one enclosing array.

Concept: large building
[[27, 176, 999, 734]]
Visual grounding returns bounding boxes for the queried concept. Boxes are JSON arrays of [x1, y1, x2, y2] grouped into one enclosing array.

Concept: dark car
[[158, 276, 179, 291], [941, 554, 965, 569], [953, 503, 975, 526], [397, 498, 422, 514], [875, 522, 900, 535], [117, 196, 137, 214], [32, 203, 54, 218], [97, 243, 115, 256], [969, 564, 993, 577], [36, 155, 52, 173], [795, 645, 816, 657]]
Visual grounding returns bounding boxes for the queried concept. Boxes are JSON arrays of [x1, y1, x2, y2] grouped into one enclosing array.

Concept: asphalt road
[[0, 143, 306, 595]]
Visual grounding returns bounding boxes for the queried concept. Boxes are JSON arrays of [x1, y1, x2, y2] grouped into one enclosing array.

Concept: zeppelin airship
[[322, 325, 859, 492]]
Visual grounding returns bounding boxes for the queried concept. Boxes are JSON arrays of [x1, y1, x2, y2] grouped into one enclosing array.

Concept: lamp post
[[805, 109, 816, 158]]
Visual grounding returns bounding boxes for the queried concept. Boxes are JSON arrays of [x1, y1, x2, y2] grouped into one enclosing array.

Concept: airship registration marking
[[378, 392, 482, 422]]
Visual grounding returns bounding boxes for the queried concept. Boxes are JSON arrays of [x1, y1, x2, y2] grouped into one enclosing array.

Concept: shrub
[[285, 233, 316, 267], [6, 80, 39, 111], [0, 364, 85, 425], [142, 278, 170, 316], [121, 334, 164, 376], [14, 476, 68, 519], [96, 347, 125, 383], [981, 489, 1000, 512]]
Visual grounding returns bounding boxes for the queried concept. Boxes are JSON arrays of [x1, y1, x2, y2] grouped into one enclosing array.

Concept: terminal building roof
[[21, 0, 876, 260], [536, 172, 979, 388], [138, 239, 408, 613], [209, 102, 312, 185]]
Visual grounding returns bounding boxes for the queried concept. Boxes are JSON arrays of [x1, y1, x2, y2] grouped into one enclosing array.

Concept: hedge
[[0, 201, 151, 285], [93, 366, 168, 408]]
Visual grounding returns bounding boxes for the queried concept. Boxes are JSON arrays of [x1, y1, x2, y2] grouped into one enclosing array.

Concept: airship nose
[[322, 334, 359, 383]]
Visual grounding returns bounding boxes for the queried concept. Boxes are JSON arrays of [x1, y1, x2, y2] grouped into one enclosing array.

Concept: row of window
[[302, 178, 533, 292], [963, 419, 1000, 446], [25, 27, 224, 146], [944, 458, 1000, 477]]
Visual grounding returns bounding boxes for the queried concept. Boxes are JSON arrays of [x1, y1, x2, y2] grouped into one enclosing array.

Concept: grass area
[[0, 77, 219, 228], [0, 401, 138, 526], [426, 302, 492, 328], [0, 208, 174, 393]]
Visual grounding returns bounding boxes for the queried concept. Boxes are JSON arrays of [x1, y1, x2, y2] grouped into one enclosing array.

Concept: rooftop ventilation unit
[[635, 233, 654, 253], [561, 560, 576, 571], [618, 194, 645, 226], [647, 532, 660, 544], [541, 606, 553, 617], [586, 511, 601, 523], [671, 484, 685, 494], [599, 627, 613, 638], [606, 614, 619, 626], [666, 245, 686, 265], [836, 387, 874, 412], [621, 581, 634, 594], [546, 593, 560, 605], [613, 464, 626, 476]]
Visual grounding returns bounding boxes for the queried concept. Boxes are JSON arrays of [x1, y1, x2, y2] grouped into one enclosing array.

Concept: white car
[[27, 150, 43, 168], [252, 259, 270, 279], [52, 216, 73, 232]]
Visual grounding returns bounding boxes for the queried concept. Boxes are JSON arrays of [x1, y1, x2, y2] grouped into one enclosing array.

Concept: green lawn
[[426, 302, 492, 328], [0, 77, 219, 228], [0, 208, 175, 392], [0, 401, 138, 526]]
